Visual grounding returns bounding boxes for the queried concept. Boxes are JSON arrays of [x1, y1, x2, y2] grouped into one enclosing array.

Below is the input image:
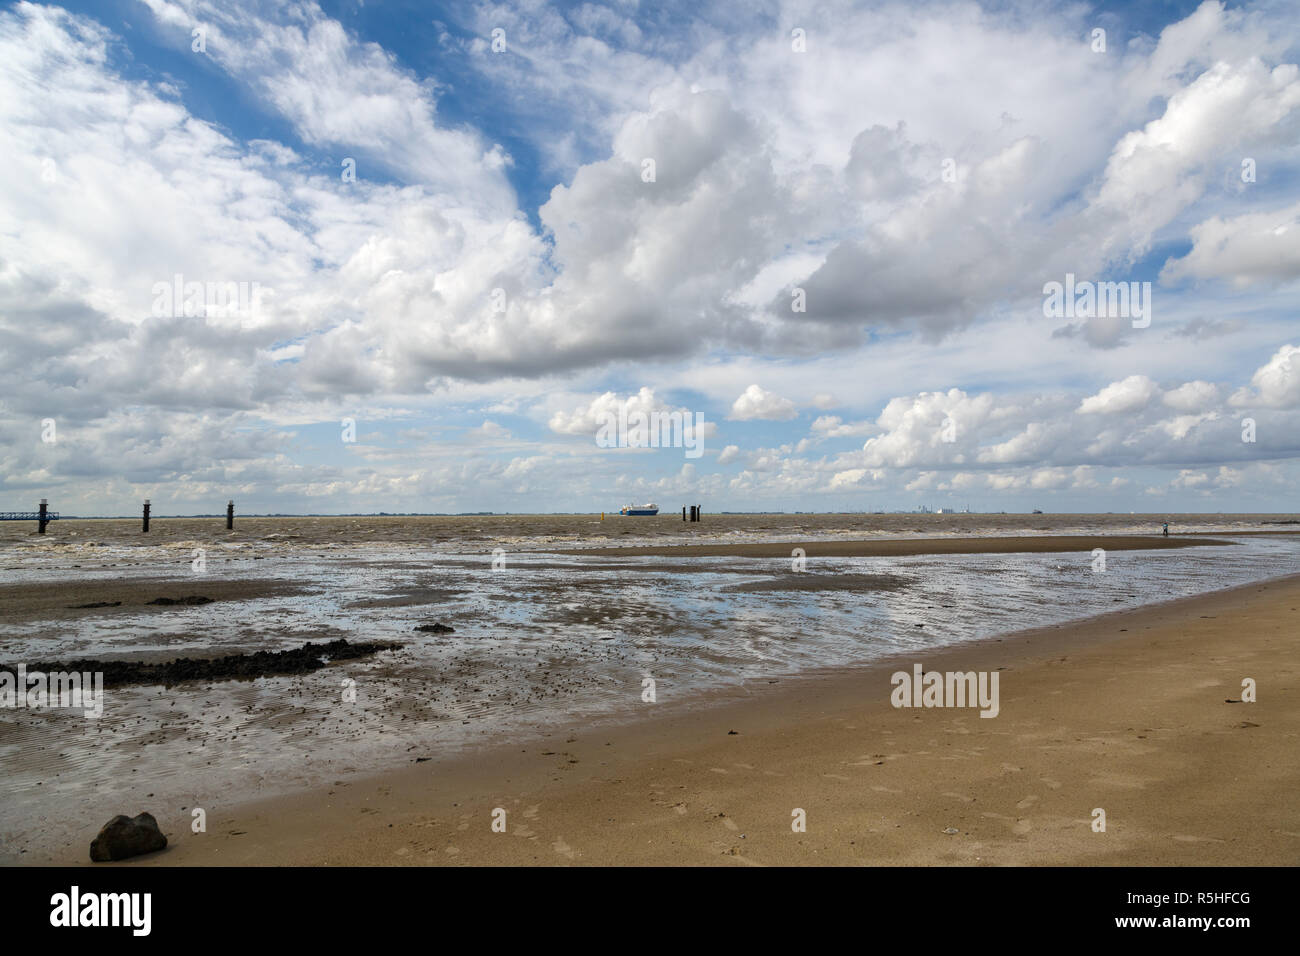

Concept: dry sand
[[71, 571, 1300, 867]]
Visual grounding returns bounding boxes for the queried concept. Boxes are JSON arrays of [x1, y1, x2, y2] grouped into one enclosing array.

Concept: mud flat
[[71, 572, 1300, 866], [0, 578, 306, 628], [554, 533, 1235, 559]]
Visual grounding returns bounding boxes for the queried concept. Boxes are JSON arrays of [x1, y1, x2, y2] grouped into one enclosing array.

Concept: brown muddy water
[[2, 510, 1295, 552]]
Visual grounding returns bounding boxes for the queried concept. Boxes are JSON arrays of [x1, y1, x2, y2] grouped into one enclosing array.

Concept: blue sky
[[1, 0, 1299, 514]]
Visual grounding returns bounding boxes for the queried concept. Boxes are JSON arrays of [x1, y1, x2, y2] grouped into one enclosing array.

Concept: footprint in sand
[[943, 792, 976, 803], [395, 846, 411, 857], [672, 803, 688, 815], [870, 784, 904, 794], [823, 773, 851, 781], [445, 845, 460, 856], [523, 805, 540, 820], [721, 817, 739, 831], [1012, 819, 1033, 835], [1039, 777, 1062, 790], [709, 767, 729, 774], [552, 837, 578, 859], [1016, 795, 1039, 810]]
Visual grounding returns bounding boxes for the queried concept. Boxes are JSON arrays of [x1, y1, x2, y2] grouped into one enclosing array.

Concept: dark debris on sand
[[66, 596, 213, 609], [7, 638, 403, 688]]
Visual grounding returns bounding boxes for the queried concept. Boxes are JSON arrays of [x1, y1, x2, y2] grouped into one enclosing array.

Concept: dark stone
[[414, 622, 455, 633], [67, 601, 122, 609], [90, 812, 167, 862], [146, 596, 214, 606]]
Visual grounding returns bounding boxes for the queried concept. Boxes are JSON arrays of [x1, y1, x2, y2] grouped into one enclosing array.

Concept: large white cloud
[[2, 0, 1299, 512], [729, 385, 799, 421], [1078, 376, 1160, 415], [9, 0, 1300, 394], [137, 0, 517, 208], [1162, 201, 1300, 287], [549, 387, 705, 437], [1232, 344, 1300, 408]]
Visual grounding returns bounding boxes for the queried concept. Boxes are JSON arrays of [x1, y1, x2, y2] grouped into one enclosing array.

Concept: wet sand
[[70, 572, 1300, 867], [555, 533, 1235, 559], [0, 577, 305, 629]]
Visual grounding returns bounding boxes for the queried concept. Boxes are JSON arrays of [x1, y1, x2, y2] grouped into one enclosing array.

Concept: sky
[[1, 0, 1298, 515]]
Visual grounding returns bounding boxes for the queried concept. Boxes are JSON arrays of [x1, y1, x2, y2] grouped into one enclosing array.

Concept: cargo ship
[[619, 503, 659, 516]]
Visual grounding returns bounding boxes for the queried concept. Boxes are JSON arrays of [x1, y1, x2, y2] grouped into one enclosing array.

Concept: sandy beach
[[9, 0, 1300, 897], [50, 568, 1298, 867]]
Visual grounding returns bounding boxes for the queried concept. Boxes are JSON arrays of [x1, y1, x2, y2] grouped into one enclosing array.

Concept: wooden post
[[696, 504, 702, 522], [226, 500, 234, 530], [682, 506, 687, 522], [38, 499, 48, 534], [142, 499, 150, 533]]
